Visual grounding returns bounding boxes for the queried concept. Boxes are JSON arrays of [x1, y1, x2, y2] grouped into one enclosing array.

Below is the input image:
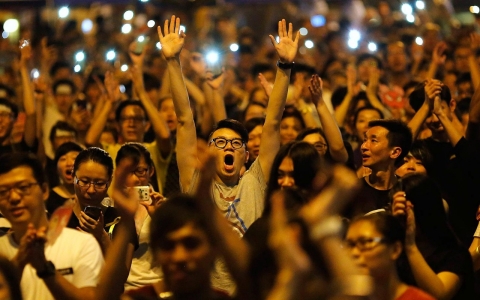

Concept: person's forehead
[[211, 128, 242, 139], [366, 126, 389, 137], [159, 98, 174, 109], [0, 166, 36, 185], [121, 105, 145, 116], [248, 125, 263, 136], [165, 222, 209, 243], [303, 132, 324, 143], [76, 160, 109, 176], [347, 220, 379, 237], [359, 109, 381, 119]]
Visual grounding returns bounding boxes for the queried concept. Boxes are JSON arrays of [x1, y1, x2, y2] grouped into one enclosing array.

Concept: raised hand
[[157, 15, 185, 59], [206, 68, 225, 90], [19, 39, 32, 67], [269, 19, 299, 64], [392, 191, 408, 216], [104, 71, 120, 103], [424, 79, 443, 104], [366, 66, 380, 95], [140, 188, 166, 217], [308, 74, 324, 106], [129, 41, 146, 67], [346, 65, 357, 96], [112, 157, 140, 220], [432, 42, 447, 66], [258, 72, 273, 98]]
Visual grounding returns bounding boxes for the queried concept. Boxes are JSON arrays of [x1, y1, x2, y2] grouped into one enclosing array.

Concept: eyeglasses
[[209, 137, 245, 150], [120, 116, 145, 123], [0, 182, 39, 200], [0, 112, 13, 121], [74, 177, 108, 191], [343, 237, 385, 252], [313, 142, 327, 151], [132, 168, 149, 177]]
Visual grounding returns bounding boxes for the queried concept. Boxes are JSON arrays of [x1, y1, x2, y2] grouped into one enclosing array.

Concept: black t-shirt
[[398, 242, 475, 300], [45, 189, 70, 216], [0, 139, 37, 156], [67, 206, 139, 249], [423, 137, 480, 246], [344, 177, 392, 219]]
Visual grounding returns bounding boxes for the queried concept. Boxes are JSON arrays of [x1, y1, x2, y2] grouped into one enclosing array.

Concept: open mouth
[[224, 154, 234, 171]]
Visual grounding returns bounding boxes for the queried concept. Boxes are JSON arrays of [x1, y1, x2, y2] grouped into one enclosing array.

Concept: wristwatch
[[277, 60, 295, 70], [37, 261, 56, 279]]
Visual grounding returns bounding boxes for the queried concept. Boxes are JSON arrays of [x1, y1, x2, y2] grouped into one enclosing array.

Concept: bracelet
[[277, 60, 294, 70], [309, 216, 343, 241]]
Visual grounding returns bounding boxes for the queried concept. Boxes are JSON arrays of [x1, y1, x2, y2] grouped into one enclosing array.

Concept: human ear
[[42, 183, 50, 201], [390, 241, 403, 261], [390, 147, 402, 160], [245, 151, 250, 163]]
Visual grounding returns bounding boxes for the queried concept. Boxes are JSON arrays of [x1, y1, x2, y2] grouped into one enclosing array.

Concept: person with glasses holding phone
[[67, 147, 137, 287], [345, 213, 435, 300]]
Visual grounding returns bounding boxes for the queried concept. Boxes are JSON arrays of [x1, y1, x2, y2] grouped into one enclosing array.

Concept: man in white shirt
[[0, 152, 104, 300]]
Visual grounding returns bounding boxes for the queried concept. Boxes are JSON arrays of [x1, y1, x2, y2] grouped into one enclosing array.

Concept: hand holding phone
[[83, 206, 102, 220]]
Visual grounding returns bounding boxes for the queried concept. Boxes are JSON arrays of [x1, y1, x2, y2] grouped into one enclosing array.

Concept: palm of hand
[[276, 38, 297, 63], [160, 34, 184, 58]]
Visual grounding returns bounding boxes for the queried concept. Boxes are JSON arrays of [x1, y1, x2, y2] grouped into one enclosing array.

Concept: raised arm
[[129, 46, 172, 158], [158, 16, 198, 191], [310, 75, 348, 163], [426, 42, 447, 80], [469, 33, 480, 89], [334, 65, 356, 126], [84, 72, 116, 147], [19, 40, 36, 148], [258, 19, 299, 182], [407, 79, 440, 140], [393, 193, 462, 300]]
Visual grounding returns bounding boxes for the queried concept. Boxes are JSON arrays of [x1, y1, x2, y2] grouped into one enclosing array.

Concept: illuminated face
[[277, 156, 295, 188], [454, 47, 471, 74], [74, 160, 110, 208], [209, 128, 248, 186], [280, 117, 303, 145], [387, 44, 407, 73], [54, 93, 74, 115], [302, 133, 328, 156], [118, 105, 149, 143], [355, 109, 382, 142], [246, 125, 263, 162], [361, 126, 398, 168], [155, 222, 214, 294], [0, 166, 48, 227], [123, 156, 152, 187], [357, 58, 378, 83], [395, 155, 427, 177], [159, 99, 178, 132], [57, 151, 79, 185], [345, 220, 400, 278]]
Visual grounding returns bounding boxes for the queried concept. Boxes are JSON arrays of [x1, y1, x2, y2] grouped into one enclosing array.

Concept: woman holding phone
[[68, 147, 138, 265], [115, 143, 165, 290]]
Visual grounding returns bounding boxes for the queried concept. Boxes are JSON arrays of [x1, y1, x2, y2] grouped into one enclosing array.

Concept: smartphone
[[133, 36, 150, 55], [133, 186, 150, 203], [84, 206, 102, 220]]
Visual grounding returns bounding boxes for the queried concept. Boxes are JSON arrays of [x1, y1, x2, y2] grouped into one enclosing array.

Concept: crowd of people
[[0, 0, 480, 299]]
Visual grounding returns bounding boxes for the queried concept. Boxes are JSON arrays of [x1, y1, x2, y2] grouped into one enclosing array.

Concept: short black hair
[[0, 153, 47, 186], [407, 140, 433, 172], [244, 117, 265, 134], [143, 73, 161, 92], [53, 79, 76, 95], [115, 100, 148, 123], [150, 195, 211, 250], [49, 61, 71, 77], [209, 119, 249, 143], [368, 119, 412, 165], [356, 53, 383, 70], [296, 127, 326, 142], [409, 82, 452, 112], [281, 108, 306, 130], [353, 106, 384, 126], [116, 142, 154, 168], [0, 98, 19, 119], [350, 212, 405, 245], [54, 142, 84, 166], [49, 121, 77, 144], [73, 147, 114, 178]]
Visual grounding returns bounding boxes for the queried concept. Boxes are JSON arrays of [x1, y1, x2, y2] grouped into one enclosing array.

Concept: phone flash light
[[106, 50, 116, 61], [121, 64, 128, 72], [75, 51, 85, 62], [415, 37, 423, 46], [74, 65, 81, 73], [368, 42, 377, 52], [206, 51, 219, 64]]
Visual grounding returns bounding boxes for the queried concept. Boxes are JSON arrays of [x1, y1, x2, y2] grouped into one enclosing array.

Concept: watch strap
[[37, 261, 56, 279], [277, 60, 295, 70]]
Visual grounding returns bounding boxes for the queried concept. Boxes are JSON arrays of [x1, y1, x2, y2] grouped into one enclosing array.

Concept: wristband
[[277, 60, 294, 70], [309, 216, 343, 241], [473, 221, 480, 238], [37, 261, 56, 279]]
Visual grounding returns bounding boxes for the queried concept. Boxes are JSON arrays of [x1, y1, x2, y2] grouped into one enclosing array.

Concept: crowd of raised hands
[[0, 2, 480, 299]]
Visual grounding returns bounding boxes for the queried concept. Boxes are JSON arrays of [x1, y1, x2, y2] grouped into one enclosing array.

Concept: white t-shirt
[[0, 228, 104, 300], [125, 211, 163, 290]]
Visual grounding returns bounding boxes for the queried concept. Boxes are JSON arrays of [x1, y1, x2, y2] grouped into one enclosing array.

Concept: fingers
[[288, 22, 293, 39], [268, 34, 276, 46], [169, 15, 175, 33]]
